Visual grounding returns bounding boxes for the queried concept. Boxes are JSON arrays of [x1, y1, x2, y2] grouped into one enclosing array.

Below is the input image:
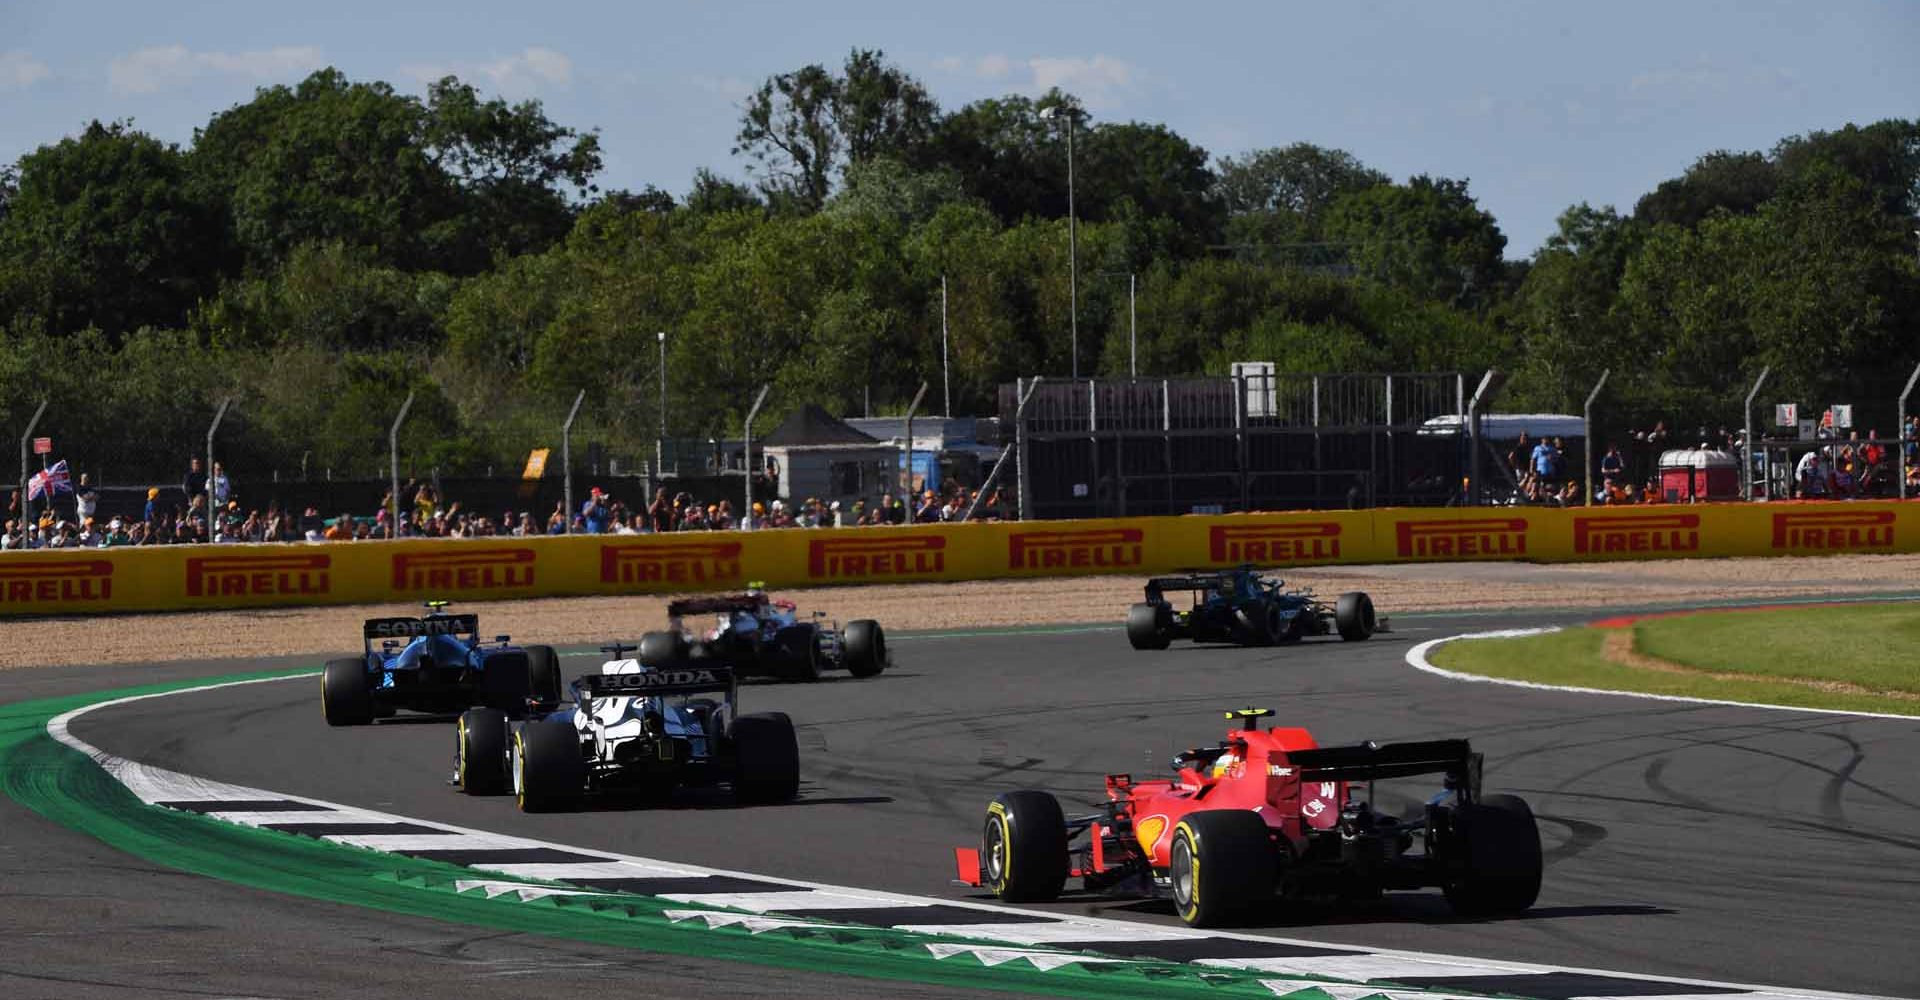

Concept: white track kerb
[[1405, 628, 1920, 722], [49, 674, 1894, 1000]]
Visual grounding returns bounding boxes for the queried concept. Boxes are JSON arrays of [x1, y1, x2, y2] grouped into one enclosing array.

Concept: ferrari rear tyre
[[456, 708, 510, 794], [983, 790, 1068, 903], [1335, 592, 1376, 641], [732, 712, 801, 803], [525, 645, 562, 705], [639, 631, 689, 667], [1126, 603, 1172, 650], [844, 620, 887, 678], [1170, 810, 1277, 927], [322, 658, 373, 727], [513, 721, 586, 813], [1443, 793, 1542, 916]]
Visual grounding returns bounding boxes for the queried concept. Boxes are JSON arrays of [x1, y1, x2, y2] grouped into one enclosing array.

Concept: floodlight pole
[[1129, 272, 1137, 378], [388, 392, 415, 539], [1741, 366, 1770, 501], [941, 276, 951, 417], [561, 389, 586, 535], [17, 399, 47, 522], [1582, 369, 1609, 506], [742, 384, 770, 530], [656, 331, 668, 476]]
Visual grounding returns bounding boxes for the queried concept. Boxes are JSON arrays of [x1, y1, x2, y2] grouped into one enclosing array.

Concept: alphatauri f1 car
[[954, 709, 1541, 927], [639, 588, 886, 681], [322, 601, 560, 725], [1126, 567, 1382, 650], [452, 643, 800, 812]]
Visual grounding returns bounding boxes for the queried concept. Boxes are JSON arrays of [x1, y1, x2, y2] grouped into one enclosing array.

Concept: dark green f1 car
[[1126, 567, 1382, 650]]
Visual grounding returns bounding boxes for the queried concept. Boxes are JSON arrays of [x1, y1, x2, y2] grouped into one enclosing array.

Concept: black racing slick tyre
[[525, 645, 562, 705], [1335, 592, 1377, 642], [982, 790, 1068, 903], [773, 625, 822, 682], [513, 721, 586, 813], [480, 651, 534, 715], [1235, 600, 1283, 645], [638, 631, 689, 667], [732, 712, 801, 804], [1126, 603, 1172, 650], [322, 658, 373, 726], [456, 708, 510, 794], [1444, 793, 1543, 917], [1170, 810, 1277, 927], [843, 620, 886, 678]]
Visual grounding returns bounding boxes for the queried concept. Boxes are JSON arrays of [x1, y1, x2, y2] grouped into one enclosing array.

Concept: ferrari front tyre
[[1170, 810, 1277, 927], [639, 631, 688, 667], [731, 712, 801, 803], [1335, 592, 1376, 641], [456, 708, 510, 794], [1443, 793, 1542, 916], [525, 645, 562, 705], [843, 620, 887, 677], [513, 721, 587, 813], [1126, 603, 1172, 650], [982, 790, 1068, 903], [321, 658, 373, 727]]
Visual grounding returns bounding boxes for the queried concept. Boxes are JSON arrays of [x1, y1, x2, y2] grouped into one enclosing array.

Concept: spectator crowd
[[1, 456, 1015, 550]]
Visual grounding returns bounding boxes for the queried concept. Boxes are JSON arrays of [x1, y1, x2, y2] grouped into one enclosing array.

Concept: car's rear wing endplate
[[1287, 739, 1479, 790], [575, 666, 737, 698], [1145, 574, 1234, 598], [364, 614, 480, 640]]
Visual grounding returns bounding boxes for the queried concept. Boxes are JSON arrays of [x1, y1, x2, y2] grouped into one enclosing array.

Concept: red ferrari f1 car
[[953, 709, 1541, 926]]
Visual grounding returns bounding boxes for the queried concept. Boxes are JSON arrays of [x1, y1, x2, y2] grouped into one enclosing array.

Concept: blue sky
[[3, 1, 1916, 256]]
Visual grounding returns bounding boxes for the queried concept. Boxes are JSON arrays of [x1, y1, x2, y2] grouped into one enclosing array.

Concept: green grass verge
[[1429, 615, 1920, 717], [1634, 604, 1920, 695]]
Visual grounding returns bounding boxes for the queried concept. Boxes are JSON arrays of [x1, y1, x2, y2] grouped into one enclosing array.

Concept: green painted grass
[[1429, 613, 1920, 717]]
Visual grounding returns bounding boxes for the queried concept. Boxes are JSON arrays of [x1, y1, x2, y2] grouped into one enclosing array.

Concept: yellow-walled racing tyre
[[1170, 810, 1277, 927], [982, 790, 1068, 903], [455, 708, 510, 794]]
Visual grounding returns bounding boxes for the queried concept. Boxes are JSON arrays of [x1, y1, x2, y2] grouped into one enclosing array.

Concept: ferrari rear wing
[[575, 666, 737, 699], [1287, 739, 1481, 794], [363, 614, 480, 640]]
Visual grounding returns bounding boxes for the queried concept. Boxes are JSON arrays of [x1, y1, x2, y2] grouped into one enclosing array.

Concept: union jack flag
[[28, 460, 71, 501]]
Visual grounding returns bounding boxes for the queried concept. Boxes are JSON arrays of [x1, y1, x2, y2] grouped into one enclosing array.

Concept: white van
[[1418, 413, 1585, 441]]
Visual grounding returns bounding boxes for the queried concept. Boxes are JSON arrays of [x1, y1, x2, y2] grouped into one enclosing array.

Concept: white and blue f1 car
[[323, 601, 561, 726], [639, 590, 886, 682], [453, 643, 801, 812]]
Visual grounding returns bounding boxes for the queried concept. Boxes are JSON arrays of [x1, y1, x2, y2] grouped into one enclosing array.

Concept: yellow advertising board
[[1, 501, 1913, 617]]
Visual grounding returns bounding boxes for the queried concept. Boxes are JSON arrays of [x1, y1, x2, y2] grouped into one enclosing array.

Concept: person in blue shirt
[[581, 487, 611, 533]]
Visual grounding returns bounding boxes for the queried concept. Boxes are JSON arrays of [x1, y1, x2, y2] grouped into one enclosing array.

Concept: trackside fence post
[[1899, 362, 1920, 500], [974, 377, 1040, 522], [1583, 370, 1610, 506], [206, 398, 231, 522], [17, 399, 47, 522], [1742, 366, 1771, 501], [561, 389, 586, 535], [388, 392, 415, 539], [902, 382, 928, 513], [742, 384, 770, 530]]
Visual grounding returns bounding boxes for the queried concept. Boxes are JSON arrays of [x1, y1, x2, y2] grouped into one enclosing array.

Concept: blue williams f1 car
[[452, 644, 800, 812], [1126, 568, 1382, 650], [322, 601, 561, 726], [638, 589, 886, 682]]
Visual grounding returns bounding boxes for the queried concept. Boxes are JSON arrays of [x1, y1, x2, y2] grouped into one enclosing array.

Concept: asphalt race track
[[12, 606, 1920, 997]]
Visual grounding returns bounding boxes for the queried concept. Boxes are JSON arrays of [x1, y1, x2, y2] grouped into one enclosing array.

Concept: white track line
[[1405, 628, 1920, 721], [45, 672, 1901, 1000]]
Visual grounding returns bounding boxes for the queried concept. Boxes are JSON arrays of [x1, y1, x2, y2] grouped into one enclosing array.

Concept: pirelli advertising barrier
[[1, 502, 1912, 617]]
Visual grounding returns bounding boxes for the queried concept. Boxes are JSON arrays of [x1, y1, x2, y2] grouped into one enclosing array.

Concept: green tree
[[1215, 143, 1388, 253], [1324, 175, 1508, 308], [0, 121, 221, 337], [735, 49, 937, 212], [1633, 151, 1778, 229]]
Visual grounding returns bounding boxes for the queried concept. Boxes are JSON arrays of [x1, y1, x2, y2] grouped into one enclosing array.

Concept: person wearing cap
[[581, 487, 610, 533]]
